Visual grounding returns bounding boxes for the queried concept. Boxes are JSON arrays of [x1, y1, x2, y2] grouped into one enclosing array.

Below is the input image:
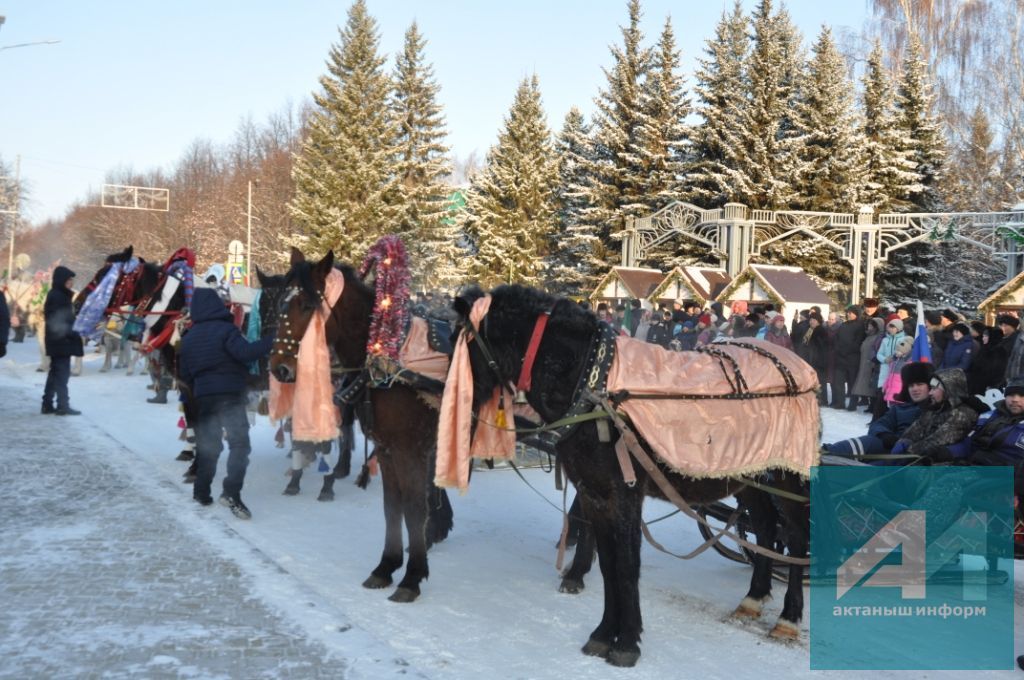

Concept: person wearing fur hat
[[41, 266, 83, 415], [889, 368, 988, 462], [861, 297, 881, 319], [831, 305, 866, 410], [938, 322, 974, 372], [999, 313, 1024, 385], [823, 362, 934, 460]]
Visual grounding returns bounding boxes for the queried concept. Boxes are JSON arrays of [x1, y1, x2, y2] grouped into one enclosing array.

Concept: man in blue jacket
[[947, 375, 1024, 497], [178, 287, 274, 518], [823, 362, 933, 459]]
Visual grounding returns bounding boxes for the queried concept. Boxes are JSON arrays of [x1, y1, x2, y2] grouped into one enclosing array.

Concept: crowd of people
[[591, 295, 1024, 417]]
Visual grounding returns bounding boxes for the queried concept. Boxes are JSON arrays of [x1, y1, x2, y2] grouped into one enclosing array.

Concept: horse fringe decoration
[[358, 236, 411, 361]]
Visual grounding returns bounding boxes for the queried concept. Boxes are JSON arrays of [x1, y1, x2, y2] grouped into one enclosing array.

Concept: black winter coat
[[835, 318, 866, 365], [44, 266, 83, 358], [0, 290, 9, 346], [178, 288, 273, 398], [796, 325, 828, 370], [968, 328, 1006, 395]]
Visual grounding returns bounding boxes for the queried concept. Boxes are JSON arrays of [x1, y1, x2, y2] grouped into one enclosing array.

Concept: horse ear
[[453, 286, 485, 320], [255, 266, 268, 287], [314, 250, 335, 278], [124, 245, 133, 260], [289, 247, 306, 267]]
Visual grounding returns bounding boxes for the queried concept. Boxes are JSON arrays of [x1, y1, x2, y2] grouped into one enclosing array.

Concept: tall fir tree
[[638, 16, 690, 212], [686, 0, 751, 208], [944, 105, 1003, 211], [580, 0, 653, 266], [895, 35, 946, 213], [463, 75, 559, 288], [790, 26, 865, 212], [547, 107, 601, 295], [860, 40, 918, 212], [877, 35, 947, 305], [739, 0, 803, 209], [390, 21, 461, 289], [288, 0, 399, 261]]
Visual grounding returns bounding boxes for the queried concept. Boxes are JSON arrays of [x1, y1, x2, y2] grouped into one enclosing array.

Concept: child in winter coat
[[882, 336, 915, 404]]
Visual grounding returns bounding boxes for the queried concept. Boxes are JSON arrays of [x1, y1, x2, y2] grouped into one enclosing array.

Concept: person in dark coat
[[852, 317, 884, 411], [946, 375, 1024, 497], [831, 305, 866, 410], [796, 312, 828, 405], [968, 326, 1006, 396], [178, 288, 274, 518], [938, 322, 974, 372], [1000, 314, 1024, 386], [824, 362, 933, 459], [0, 288, 9, 358], [41, 266, 83, 415]]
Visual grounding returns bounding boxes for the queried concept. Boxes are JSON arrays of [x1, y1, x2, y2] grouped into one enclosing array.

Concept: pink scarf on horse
[[268, 268, 345, 443], [435, 295, 517, 493]]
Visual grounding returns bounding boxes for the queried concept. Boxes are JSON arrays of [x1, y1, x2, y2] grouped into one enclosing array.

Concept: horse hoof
[[175, 451, 194, 461], [362, 574, 393, 590], [182, 474, 196, 484], [388, 587, 419, 603], [558, 578, 584, 594], [282, 485, 300, 496], [317, 490, 335, 502], [768, 620, 800, 641], [606, 648, 640, 668], [732, 596, 767, 619], [581, 638, 610, 658]]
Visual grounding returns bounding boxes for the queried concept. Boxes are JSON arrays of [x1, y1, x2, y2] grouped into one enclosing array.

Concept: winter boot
[[219, 494, 251, 520]]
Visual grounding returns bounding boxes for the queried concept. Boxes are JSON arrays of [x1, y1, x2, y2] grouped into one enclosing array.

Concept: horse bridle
[[272, 284, 328, 360]]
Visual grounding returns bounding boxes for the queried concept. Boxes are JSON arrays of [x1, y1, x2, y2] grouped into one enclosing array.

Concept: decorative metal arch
[[621, 202, 1024, 303]]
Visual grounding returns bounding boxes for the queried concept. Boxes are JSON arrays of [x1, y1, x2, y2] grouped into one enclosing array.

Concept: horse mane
[[104, 245, 134, 264], [489, 284, 598, 340], [286, 259, 323, 304]]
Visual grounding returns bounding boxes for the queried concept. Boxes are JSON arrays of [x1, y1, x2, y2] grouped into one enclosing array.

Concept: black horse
[[453, 284, 809, 667], [270, 248, 453, 603]]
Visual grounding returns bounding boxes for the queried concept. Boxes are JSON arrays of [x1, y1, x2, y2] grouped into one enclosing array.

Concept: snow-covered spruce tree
[[390, 21, 461, 290], [638, 16, 709, 270], [547, 107, 601, 296], [896, 35, 946, 213], [860, 40, 918, 212], [789, 26, 866, 213], [579, 0, 653, 266], [876, 35, 947, 306], [685, 0, 752, 208], [288, 0, 400, 262], [463, 75, 559, 288], [739, 0, 803, 210]]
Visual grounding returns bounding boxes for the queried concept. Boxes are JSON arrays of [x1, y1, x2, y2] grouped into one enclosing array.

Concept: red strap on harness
[[516, 311, 550, 393]]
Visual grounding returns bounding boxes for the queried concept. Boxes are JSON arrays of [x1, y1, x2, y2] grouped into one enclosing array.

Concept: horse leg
[[770, 481, 808, 641], [100, 340, 112, 372], [733, 488, 778, 620], [364, 451, 404, 590], [283, 446, 306, 496], [424, 484, 453, 548], [578, 494, 619, 660], [606, 485, 644, 667], [559, 493, 595, 594], [390, 463, 430, 603]]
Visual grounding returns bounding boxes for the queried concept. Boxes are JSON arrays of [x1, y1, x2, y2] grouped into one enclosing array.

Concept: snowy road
[[0, 339, 1019, 678]]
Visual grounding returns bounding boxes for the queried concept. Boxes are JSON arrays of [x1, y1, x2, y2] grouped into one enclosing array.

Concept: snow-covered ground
[[0, 337, 1019, 678]]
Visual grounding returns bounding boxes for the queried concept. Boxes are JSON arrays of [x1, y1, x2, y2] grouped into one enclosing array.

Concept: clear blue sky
[[0, 0, 869, 224]]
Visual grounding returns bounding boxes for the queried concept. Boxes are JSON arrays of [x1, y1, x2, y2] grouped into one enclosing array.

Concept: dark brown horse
[[453, 284, 809, 667], [269, 248, 452, 603]]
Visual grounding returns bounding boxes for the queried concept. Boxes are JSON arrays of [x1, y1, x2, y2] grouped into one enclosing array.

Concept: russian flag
[[910, 299, 932, 363]]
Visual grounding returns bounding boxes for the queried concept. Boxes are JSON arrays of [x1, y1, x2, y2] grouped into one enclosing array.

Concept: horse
[[451, 284, 810, 667], [269, 247, 453, 603]]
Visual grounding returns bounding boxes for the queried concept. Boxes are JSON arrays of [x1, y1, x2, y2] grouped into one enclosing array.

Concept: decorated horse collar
[[546, 320, 618, 442]]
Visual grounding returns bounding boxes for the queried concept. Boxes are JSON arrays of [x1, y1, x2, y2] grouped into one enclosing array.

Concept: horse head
[[269, 247, 336, 383], [453, 284, 597, 422]]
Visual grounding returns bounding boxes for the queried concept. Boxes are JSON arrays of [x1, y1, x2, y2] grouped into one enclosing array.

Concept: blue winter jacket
[[947, 400, 1024, 464], [939, 334, 974, 372], [178, 288, 273, 398], [825, 401, 922, 457]]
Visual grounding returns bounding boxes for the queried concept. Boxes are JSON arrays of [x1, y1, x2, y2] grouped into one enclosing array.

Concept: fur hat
[[808, 311, 823, 324], [941, 309, 960, 323], [845, 305, 861, 316], [996, 313, 1020, 329], [924, 310, 943, 325], [895, 362, 935, 403], [710, 301, 723, 315], [1005, 376, 1024, 397]]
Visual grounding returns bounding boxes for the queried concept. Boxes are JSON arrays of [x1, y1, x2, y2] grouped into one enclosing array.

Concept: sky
[[0, 1, 869, 225]]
